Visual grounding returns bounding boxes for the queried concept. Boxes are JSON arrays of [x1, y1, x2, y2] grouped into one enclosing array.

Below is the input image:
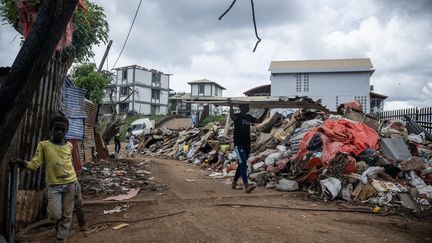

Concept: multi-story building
[[188, 79, 225, 116], [101, 65, 170, 115]]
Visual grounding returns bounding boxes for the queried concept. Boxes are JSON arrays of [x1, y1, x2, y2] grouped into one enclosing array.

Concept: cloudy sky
[[1, 0, 431, 110]]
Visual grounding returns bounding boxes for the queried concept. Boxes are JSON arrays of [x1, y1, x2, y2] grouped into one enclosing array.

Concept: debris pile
[[138, 101, 432, 214], [79, 158, 165, 197]]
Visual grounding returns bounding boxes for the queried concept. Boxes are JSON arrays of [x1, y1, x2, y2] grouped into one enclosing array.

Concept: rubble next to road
[[138, 100, 432, 216]]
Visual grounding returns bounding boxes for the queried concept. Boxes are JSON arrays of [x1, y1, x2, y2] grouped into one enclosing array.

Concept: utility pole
[[98, 40, 113, 72]]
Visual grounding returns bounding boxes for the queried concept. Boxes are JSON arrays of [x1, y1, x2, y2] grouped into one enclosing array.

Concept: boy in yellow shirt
[[13, 115, 77, 243]]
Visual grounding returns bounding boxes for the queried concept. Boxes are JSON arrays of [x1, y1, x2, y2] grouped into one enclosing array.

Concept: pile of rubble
[[79, 158, 165, 197], [138, 102, 432, 214]]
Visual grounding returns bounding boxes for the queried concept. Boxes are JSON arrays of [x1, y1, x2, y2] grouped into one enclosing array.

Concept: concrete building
[[101, 65, 170, 115], [188, 79, 225, 115], [269, 58, 380, 113]]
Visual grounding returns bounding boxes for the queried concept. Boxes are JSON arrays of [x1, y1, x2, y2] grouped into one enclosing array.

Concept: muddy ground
[[21, 154, 432, 243]]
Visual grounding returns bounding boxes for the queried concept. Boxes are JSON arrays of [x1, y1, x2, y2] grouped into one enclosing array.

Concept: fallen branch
[[213, 203, 377, 214], [90, 210, 187, 225]]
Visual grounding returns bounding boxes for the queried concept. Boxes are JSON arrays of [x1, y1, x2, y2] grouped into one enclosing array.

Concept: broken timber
[[188, 96, 329, 111]]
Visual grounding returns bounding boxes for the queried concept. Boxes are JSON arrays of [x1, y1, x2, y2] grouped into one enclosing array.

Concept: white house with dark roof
[[188, 79, 226, 116], [269, 58, 381, 113]]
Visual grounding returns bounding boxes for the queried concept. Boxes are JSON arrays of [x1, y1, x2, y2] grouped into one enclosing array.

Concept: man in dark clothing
[[228, 98, 269, 193]]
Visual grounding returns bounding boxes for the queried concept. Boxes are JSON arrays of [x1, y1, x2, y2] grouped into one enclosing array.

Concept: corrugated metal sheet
[[83, 127, 96, 148], [0, 57, 72, 232], [83, 99, 97, 163], [84, 148, 93, 163], [64, 87, 87, 118], [65, 118, 84, 140], [84, 99, 97, 126], [78, 141, 85, 164]]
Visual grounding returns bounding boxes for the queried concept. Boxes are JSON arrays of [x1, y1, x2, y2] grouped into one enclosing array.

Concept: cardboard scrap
[[112, 223, 129, 230], [103, 188, 140, 201]]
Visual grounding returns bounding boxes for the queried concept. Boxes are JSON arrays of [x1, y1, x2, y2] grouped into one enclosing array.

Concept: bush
[[200, 115, 226, 126]]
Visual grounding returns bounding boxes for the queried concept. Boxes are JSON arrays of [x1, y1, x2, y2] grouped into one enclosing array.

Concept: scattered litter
[[103, 188, 140, 201], [134, 100, 432, 215], [185, 179, 196, 182], [112, 223, 129, 230]]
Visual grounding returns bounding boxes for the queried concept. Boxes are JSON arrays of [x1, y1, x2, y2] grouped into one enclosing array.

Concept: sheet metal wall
[[0, 57, 70, 233], [83, 100, 97, 163]]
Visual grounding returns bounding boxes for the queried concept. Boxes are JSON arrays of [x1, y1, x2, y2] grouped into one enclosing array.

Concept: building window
[[354, 96, 367, 111], [152, 72, 161, 83], [303, 74, 309, 92], [122, 69, 127, 80], [152, 90, 160, 100], [335, 96, 339, 109], [296, 74, 302, 92], [214, 87, 218, 96], [120, 87, 129, 96], [198, 84, 205, 95]]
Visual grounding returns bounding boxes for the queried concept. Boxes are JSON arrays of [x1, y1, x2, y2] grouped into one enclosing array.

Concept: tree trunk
[[0, 0, 78, 162]]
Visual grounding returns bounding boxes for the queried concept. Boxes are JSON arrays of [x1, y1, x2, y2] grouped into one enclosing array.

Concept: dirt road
[[26, 157, 432, 243]]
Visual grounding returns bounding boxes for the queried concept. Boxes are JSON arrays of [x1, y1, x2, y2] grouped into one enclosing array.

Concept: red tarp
[[292, 119, 379, 168]]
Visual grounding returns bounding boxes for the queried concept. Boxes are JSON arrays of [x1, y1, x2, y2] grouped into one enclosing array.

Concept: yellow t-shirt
[[26, 140, 77, 185]]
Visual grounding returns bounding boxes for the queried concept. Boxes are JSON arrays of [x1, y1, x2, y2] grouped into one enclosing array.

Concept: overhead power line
[[111, 0, 143, 70]]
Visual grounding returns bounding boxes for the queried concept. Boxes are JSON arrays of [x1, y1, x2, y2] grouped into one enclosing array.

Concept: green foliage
[[63, 0, 109, 62], [0, 0, 109, 62], [72, 63, 110, 104], [200, 115, 226, 125]]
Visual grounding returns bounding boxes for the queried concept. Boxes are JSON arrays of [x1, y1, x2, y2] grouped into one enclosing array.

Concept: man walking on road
[[228, 98, 269, 193]]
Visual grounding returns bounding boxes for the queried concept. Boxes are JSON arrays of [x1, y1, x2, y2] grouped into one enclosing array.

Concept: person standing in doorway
[[228, 98, 269, 193]]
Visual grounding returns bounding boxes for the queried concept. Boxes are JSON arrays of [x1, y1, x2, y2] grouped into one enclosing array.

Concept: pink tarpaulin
[[103, 188, 140, 201], [292, 119, 379, 168]]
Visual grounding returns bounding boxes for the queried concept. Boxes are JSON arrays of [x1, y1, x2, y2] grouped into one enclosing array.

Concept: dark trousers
[[234, 145, 250, 185], [114, 137, 121, 153]]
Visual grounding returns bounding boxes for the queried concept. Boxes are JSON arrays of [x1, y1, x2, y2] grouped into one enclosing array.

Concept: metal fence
[[377, 107, 432, 133]]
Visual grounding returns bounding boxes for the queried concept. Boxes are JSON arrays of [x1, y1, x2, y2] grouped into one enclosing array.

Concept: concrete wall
[[160, 90, 169, 105], [161, 74, 169, 89], [136, 86, 151, 103], [271, 72, 370, 113], [135, 69, 152, 85]]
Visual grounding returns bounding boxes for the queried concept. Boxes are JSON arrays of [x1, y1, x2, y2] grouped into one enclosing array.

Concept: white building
[[101, 65, 170, 115], [188, 79, 225, 116], [269, 58, 376, 113]]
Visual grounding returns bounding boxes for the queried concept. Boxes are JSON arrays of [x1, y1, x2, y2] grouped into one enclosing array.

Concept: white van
[[130, 118, 154, 136]]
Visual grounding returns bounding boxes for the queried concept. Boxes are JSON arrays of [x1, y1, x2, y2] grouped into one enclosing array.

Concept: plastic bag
[[320, 177, 341, 200], [276, 179, 299, 191]]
